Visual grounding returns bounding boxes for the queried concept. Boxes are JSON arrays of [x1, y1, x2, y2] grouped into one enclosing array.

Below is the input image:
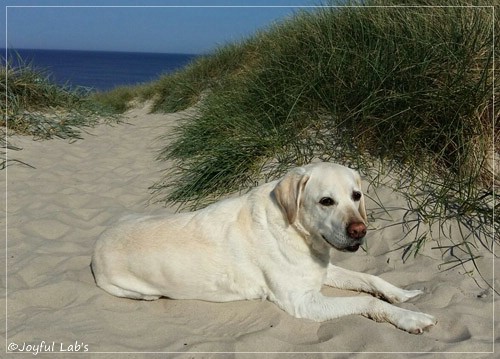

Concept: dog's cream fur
[[91, 162, 436, 334]]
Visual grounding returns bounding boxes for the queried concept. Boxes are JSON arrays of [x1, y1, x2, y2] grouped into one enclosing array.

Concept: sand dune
[[4, 103, 498, 357]]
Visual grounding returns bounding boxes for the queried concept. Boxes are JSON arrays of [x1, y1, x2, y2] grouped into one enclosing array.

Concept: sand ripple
[[4, 104, 497, 355]]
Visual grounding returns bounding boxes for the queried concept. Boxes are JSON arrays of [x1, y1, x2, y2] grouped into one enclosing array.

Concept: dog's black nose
[[347, 222, 367, 239]]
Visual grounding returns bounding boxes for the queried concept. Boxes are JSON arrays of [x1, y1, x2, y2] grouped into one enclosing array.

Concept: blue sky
[[3, 0, 326, 54]]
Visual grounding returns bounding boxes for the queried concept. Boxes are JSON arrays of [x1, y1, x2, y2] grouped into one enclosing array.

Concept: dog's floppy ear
[[273, 167, 310, 224], [356, 176, 368, 223]]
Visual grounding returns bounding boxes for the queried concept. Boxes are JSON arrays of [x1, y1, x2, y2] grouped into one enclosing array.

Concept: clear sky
[[3, 0, 326, 54]]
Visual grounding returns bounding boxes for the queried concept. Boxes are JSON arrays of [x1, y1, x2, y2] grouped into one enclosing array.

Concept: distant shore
[[3, 48, 198, 91]]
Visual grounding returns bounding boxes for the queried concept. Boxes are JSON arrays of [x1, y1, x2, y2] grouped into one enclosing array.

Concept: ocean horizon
[[3, 48, 198, 92]]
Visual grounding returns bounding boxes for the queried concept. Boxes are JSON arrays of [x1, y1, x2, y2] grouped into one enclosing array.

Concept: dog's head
[[273, 162, 367, 252]]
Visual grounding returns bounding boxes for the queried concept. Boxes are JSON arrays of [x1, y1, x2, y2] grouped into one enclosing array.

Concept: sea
[[3, 48, 198, 92]]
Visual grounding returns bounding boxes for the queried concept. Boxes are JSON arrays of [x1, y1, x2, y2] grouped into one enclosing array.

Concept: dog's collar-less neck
[[291, 222, 330, 264]]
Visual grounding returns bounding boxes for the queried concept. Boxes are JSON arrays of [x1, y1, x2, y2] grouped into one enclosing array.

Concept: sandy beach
[[4, 103, 498, 357]]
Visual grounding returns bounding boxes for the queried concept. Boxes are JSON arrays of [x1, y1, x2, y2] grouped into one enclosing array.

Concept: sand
[[3, 102, 498, 357]]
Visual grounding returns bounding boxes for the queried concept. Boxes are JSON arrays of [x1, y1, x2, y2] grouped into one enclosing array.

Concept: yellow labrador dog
[[92, 162, 436, 334]]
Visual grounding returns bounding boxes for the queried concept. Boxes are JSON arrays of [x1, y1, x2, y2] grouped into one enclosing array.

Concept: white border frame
[[3, 3, 496, 355]]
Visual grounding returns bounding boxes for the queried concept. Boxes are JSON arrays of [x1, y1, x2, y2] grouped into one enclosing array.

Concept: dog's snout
[[347, 222, 367, 239]]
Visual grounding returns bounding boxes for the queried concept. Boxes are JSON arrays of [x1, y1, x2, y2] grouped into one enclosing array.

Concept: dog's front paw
[[396, 310, 437, 334]]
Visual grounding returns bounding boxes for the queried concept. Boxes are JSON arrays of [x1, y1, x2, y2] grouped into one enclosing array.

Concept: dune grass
[[88, 83, 158, 113], [87, 42, 261, 115], [1, 55, 117, 141], [1, 54, 121, 169], [131, 0, 498, 280], [152, 2, 497, 199]]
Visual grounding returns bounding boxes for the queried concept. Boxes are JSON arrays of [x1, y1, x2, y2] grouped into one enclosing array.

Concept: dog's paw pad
[[398, 311, 437, 334]]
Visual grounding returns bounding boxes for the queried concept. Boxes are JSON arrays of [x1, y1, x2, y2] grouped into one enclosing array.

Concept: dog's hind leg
[[98, 282, 161, 300], [95, 276, 162, 301]]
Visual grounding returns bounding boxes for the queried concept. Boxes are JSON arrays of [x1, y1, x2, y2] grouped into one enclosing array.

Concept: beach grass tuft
[[89, 83, 158, 113], [144, 0, 498, 276], [1, 54, 118, 141]]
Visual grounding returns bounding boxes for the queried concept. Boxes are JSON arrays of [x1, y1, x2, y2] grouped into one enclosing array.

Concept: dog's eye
[[352, 191, 362, 201], [319, 197, 335, 206]]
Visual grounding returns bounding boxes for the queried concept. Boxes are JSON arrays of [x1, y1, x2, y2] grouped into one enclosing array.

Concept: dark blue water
[[4, 48, 197, 92]]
